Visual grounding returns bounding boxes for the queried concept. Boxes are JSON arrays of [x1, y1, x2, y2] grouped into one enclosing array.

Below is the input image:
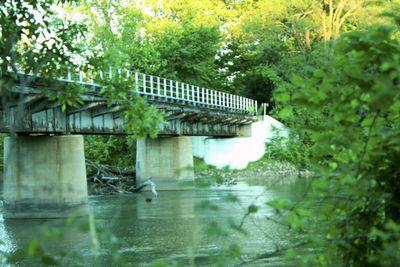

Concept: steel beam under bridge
[[0, 69, 259, 136]]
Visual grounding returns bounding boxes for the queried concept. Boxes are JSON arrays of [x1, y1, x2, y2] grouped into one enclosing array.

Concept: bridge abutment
[[3, 135, 88, 219], [136, 137, 194, 189]]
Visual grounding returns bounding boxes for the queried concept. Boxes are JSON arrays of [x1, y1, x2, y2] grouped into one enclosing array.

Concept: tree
[[0, 0, 85, 87], [273, 20, 400, 265], [81, 0, 161, 73]]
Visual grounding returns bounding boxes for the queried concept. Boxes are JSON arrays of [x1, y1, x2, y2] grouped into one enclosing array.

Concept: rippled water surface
[[0, 179, 308, 266]]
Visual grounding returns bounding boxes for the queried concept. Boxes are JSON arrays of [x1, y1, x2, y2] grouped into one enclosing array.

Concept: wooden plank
[[67, 101, 106, 115]]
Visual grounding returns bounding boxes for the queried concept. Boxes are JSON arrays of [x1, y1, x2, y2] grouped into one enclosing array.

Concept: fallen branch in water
[[86, 160, 135, 194], [85, 160, 157, 195], [128, 179, 158, 197], [86, 159, 135, 183]]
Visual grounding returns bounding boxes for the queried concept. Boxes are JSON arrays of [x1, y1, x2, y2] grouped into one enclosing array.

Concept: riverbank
[[194, 156, 310, 186], [88, 156, 309, 195]]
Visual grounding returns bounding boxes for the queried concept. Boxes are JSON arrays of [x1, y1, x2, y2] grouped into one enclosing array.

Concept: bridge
[[1, 67, 257, 135], [1, 67, 262, 218]]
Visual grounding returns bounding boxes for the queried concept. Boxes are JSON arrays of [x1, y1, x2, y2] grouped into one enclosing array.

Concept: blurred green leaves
[[272, 21, 400, 266]]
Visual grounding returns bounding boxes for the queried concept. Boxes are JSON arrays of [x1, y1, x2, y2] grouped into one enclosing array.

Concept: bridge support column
[[3, 135, 88, 219], [136, 137, 194, 189]]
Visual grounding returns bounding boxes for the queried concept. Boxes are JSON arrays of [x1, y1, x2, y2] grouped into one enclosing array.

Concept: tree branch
[[234, 241, 309, 266]]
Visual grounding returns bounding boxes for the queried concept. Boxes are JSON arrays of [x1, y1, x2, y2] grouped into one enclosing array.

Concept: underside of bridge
[[0, 88, 255, 136], [0, 75, 257, 218]]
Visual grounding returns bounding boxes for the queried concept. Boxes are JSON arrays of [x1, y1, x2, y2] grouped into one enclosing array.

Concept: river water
[[0, 179, 308, 266]]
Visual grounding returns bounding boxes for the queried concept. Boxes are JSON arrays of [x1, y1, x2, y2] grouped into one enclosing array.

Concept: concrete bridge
[[1, 67, 264, 218]]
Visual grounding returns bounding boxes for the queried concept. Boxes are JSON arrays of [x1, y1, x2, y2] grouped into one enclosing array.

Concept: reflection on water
[[0, 179, 309, 266]]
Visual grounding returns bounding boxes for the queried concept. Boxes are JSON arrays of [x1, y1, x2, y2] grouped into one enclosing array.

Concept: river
[[0, 178, 308, 266]]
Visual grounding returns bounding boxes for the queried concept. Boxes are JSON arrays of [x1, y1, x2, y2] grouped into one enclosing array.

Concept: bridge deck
[[0, 68, 258, 136]]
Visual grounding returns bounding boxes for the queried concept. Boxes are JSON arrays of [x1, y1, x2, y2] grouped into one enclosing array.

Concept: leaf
[[41, 255, 59, 265], [266, 199, 290, 209], [28, 239, 40, 256], [228, 244, 241, 259], [291, 75, 304, 87], [248, 204, 258, 214], [296, 208, 312, 217], [278, 106, 293, 119]]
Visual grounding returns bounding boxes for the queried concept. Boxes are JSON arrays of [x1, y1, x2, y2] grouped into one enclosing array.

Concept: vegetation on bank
[[194, 154, 309, 187]]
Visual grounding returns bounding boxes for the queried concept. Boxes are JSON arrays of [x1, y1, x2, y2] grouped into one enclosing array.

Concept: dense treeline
[[78, 0, 398, 168], [78, 0, 397, 106], [1, 0, 400, 265]]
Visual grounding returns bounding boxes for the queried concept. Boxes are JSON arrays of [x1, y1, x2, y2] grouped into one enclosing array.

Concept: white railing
[[13, 66, 258, 114]]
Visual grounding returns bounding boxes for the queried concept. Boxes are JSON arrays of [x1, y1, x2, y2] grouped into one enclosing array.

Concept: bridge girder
[[0, 83, 257, 136]]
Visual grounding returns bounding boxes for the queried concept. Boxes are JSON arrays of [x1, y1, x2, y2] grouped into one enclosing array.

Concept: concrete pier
[[3, 135, 88, 219], [136, 137, 194, 189]]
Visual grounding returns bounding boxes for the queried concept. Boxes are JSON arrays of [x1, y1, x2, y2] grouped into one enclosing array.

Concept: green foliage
[[2, 1, 400, 266], [0, 0, 85, 75], [84, 135, 135, 169], [0, 0, 86, 110], [273, 23, 400, 266], [122, 95, 164, 139], [46, 82, 86, 112], [266, 129, 311, 170], [97, 69, 165, 139], [193, 157, 220, 174], [82, 0, 160, 73], [154, 23, 221, 88]]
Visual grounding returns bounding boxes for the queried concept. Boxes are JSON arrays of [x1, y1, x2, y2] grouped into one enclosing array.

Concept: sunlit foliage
[[273, 20, 400, 266]]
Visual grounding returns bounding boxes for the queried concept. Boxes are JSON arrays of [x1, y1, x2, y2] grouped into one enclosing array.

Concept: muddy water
[[0, 179, 308, 266]]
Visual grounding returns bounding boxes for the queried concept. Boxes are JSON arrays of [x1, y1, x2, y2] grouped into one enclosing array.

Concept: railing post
[[206, 89, 209, 104], [181, 83, 185, 100], [201, 87, 205, 104], [196, 86, 200, 103], [176, 81, 179, 99], [163, 78, 167, 96], [134, 72, 139, 91], [263, 103, 268, 116], [186, 84, 190, 101], [150, 75, 154, 95], [157, 77, 161, 95], [170, 80, 174, 98], [142, 74, 146, 93], [79, 71, 83, 83]]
